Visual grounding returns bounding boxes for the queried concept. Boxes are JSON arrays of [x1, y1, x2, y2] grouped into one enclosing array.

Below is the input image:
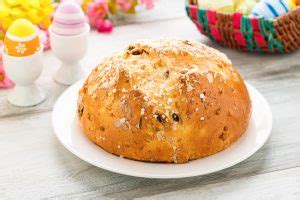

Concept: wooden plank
[[0, 109, 299, 199], [138, 168, 300, 200]]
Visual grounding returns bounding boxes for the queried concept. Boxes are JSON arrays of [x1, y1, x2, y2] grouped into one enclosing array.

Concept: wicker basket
[[186, 2, 300, 53]]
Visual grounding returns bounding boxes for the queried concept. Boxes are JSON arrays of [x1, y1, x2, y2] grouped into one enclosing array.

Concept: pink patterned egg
[[52, 1, 87, 36]]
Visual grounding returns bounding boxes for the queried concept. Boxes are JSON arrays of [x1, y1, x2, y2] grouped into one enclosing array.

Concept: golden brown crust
[[77, 39, 251, 163]]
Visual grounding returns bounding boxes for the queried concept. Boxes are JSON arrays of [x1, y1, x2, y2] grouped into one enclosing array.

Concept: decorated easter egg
[[52, 1, 87, 36], [235, 0, 258, 15], [250, 0, 295, 19], [197, 0, 235, 14], [4, 19, 40, 57]]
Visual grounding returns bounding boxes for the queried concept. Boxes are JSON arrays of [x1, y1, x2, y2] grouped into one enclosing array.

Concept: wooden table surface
[[1, 1, 299, 199]]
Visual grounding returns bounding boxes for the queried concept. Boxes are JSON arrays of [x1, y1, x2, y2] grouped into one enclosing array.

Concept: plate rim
[[52, 80, 273, 179]]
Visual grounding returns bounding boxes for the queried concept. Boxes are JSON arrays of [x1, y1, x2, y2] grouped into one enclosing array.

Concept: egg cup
[[2, 47, 45, 107], [49, 24, 90, 85]]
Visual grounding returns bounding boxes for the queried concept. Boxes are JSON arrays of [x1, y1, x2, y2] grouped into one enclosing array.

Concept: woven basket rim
[[186, 1, 300, 53], [186, 2, 300, 23]]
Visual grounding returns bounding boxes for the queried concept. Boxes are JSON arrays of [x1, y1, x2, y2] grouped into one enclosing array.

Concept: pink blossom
[[0, 42, 14, 89], [139, 0, 154, 9], [96, 19, 113, 33], [86, 0, 113, 33], [86, 0, 110, 27]]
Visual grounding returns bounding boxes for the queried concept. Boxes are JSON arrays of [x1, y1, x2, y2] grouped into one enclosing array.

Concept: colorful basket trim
[[198, 9, 216, 40], [185, 3, 295, 53], [233, 13, 248, 48], [207, 10, 223, 42]]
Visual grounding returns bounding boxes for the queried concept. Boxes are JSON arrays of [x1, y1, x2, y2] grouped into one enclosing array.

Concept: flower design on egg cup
[[15, 43, 27, 55]]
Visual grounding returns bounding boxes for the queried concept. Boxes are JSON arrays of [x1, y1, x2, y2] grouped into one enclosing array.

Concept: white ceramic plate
[[52, 80, 272, 179]]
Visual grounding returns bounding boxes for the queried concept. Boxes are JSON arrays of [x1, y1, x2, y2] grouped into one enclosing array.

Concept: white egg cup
[[2, 47, 45, 107], [49, 24, 90, 85]]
